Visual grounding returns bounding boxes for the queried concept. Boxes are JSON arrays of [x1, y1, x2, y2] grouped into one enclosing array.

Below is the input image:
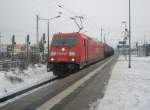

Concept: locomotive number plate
[[57, 52, 68, 55]]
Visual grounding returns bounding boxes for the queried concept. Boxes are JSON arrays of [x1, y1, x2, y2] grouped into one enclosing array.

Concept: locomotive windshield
[[51, 36, 77, 46]]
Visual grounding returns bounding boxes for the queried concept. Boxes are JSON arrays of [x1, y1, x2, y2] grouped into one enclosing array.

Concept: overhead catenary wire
[[42, 0, 100, 31], [57, 1, 102, 32], [32, 0, 118, 42]]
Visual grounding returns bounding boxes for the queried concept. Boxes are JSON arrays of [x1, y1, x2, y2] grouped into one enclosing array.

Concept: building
[[144, 44, 150, 56], [14, 44, 26, 54], [0, 44, 7, 53], [137, 44, 150, 56]]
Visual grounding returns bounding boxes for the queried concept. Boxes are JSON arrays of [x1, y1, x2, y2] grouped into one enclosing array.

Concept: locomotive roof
[[53, 32, 101, 43], [53, 32, 79, 37]]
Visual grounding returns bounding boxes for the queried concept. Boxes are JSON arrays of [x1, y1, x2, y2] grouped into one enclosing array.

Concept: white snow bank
[[0, 64, 54, 99], [89, 55, 150, 110]]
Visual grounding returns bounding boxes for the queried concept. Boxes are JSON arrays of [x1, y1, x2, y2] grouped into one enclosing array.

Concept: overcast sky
[[0, 0, 150, 47]]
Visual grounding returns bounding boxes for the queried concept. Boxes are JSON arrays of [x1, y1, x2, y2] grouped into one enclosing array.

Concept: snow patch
[[89, 56, 150, 110], [0, 64, 54, 99]]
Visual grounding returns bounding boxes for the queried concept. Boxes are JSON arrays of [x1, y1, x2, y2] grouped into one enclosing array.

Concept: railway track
[[0, 76, 58, 103], [0, 55, 117, 110]]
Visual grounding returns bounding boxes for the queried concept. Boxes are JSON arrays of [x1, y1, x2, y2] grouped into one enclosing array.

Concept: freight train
[[47, 32, 114, 77]]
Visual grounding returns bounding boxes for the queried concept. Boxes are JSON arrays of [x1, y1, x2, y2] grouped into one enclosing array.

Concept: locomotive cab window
[[51, 36, 77, 46]]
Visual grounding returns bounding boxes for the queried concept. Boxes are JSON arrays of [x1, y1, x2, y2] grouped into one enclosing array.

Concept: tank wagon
[[103, 43, 114, 57], [47, 32, 114, 77]]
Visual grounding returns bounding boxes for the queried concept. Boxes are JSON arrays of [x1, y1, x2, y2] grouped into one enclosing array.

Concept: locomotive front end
[[47, 33, 80, 76]]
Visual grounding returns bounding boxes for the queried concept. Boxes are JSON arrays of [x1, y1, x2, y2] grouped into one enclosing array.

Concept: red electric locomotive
[[47, 32, 112, 77]]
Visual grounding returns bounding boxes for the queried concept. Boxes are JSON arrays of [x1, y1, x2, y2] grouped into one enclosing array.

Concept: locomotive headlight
[[69, 51, 76, 56], [61, 48, 65, 51], [50, 51, 56, 56], [50, 58, 55, 61], [71, 58, 75, 62]]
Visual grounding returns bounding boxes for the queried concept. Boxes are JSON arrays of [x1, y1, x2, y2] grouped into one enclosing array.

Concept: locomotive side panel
[[47, 32, 114, 77], [104, 43, 114, 57], [86, 38, 104, 64]]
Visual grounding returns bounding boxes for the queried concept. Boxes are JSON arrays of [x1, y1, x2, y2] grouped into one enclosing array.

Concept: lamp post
[[47, 20, 50, 63], [26, 34, 30, 65], [11, 35, 16, 62], [101, 28, 103, 42], [38, 15, 61, 65], [0, 33, 2, 53], [36, 15, 39, 46], [129, 0, 131, 68]]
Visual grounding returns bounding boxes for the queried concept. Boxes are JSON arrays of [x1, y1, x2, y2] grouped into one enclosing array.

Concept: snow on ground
[[0, 64, 54, 99], [89, 55, 150, 110]]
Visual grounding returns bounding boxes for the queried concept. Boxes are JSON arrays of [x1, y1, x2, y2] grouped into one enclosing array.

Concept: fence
[[0, 60, 28, 71]]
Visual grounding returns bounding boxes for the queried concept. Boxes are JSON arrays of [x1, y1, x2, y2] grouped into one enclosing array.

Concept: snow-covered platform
[[90, 55, 150, 110], [0, 64, 54, 99]]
